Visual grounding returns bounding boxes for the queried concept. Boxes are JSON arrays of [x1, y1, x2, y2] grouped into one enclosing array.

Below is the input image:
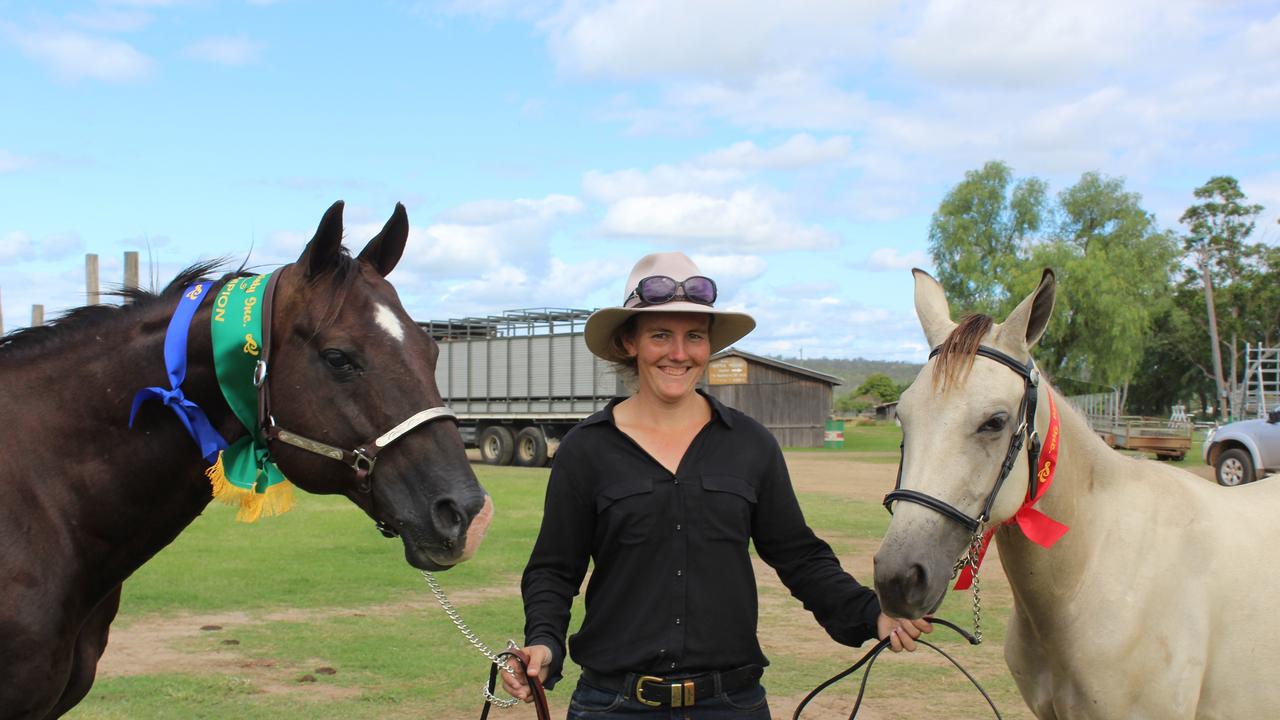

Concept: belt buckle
[[634, 675, 696, 708], [635, 675, 663, 707]]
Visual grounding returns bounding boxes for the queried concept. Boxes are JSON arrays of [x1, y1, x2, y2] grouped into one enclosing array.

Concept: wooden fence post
[[86, 253, 100, 305], [32, 304, 44, 327], [123, 251, 139, 301]]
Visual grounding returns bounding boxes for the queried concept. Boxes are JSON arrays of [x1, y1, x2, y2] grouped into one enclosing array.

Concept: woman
[[503, 252, 930, 718]]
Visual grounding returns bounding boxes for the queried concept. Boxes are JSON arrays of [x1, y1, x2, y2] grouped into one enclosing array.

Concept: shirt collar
[[581, 389, 735, 429]]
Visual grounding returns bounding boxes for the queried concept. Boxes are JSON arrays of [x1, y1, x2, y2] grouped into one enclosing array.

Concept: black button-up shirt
[[521, 391, 881, 688]]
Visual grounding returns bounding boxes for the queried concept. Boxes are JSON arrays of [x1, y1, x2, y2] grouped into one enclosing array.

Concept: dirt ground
[[95, 452, 1219, 718]]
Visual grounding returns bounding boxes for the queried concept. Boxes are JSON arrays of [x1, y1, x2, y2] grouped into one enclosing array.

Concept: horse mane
[[1, 246, 363, 361], [0, 259, 236, 360], [931, 314, 994, 391]]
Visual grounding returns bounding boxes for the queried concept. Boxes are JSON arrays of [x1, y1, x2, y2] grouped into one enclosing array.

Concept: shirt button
[[673, 479, 680, 485], [670, 662, 677, 669], [659, 648, 666, 655], [676, 570, 683, 577], [675, 524, 682, 531], [675, 618, 681, 625]]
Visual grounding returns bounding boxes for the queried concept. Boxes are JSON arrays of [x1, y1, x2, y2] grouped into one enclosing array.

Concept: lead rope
[[792, 616, 1002, 720], [420, 570, 521, 709]]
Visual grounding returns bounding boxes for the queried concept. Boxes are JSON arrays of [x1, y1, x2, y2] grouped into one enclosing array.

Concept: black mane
[[0, 259, 236, 359]]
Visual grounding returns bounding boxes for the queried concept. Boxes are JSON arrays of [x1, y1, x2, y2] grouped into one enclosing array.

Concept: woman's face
[[622, 312, 712, 404]]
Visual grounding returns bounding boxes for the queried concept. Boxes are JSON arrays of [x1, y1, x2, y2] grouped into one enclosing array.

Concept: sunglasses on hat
[[626, 275, 718, 307]]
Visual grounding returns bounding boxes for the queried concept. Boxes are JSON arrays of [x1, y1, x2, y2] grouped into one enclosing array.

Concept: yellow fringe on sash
[[206, 453, 296, 523]]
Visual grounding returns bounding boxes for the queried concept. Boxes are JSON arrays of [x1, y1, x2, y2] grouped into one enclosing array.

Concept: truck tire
[[479, 426, 515, 466], [1216, 448, 1255, 486], [514, 427, 549, 467]]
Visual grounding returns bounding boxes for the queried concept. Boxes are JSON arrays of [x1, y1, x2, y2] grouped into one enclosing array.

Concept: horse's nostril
[[432, 498, 464, 536], [908, 562, 927, 588]]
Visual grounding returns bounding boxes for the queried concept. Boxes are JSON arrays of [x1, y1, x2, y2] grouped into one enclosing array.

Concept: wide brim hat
[[584, 251, 756, 359]]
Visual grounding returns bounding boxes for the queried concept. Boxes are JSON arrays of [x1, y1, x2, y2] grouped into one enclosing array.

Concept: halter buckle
[[352, 449, 377, 478], [253, 360, 268, 388]]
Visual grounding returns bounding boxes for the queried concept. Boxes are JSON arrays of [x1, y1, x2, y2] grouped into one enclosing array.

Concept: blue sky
[[2, 0, 1278, 360]]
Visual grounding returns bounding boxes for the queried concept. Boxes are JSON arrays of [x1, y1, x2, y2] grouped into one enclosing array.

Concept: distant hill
[[771, 356, 923, 391]]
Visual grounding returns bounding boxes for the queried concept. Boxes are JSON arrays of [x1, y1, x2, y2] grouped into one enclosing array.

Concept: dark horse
[[0, 202, 491, 719]]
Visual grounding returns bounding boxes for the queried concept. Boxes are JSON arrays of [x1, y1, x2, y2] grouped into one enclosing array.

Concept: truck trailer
[[420, 308, 622, 466]]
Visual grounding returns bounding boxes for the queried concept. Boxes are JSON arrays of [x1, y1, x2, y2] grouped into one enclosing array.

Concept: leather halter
[[251, 270, 458, 497], [883, 345, 1041, 533]]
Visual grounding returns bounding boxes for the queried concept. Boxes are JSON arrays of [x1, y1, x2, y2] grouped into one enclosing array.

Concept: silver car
[[1203, 409, 1280, 486]]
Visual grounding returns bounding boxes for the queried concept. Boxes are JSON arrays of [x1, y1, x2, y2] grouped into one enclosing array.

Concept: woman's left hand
[[876, 614, 933, 652]]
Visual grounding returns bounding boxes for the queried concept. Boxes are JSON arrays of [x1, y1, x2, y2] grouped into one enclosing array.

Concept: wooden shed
[[700, 348, 843, 448]]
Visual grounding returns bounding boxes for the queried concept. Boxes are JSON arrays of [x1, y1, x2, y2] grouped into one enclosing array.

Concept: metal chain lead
[[949, 529, 985, 644], [421, 570, 521, 709], [966, 531, 984, 643]]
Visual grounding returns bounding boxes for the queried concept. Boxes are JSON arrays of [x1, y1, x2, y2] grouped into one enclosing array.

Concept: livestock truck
[[420, 308, 623, 466]]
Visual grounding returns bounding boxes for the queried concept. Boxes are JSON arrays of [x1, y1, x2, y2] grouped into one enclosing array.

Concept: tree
[[854, 372, 901, 403], [1180, 176, 1265, 419], [1028, 173, 1179, 395], [928, 161, 1048, 315], [928, 164, 1178, 404]]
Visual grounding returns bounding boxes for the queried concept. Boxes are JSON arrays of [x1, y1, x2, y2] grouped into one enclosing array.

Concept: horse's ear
[[913, 268, 957, 348], [299, 200, 346, 278], [357, 203, 408, 277], [999, 268, 1056, 350]]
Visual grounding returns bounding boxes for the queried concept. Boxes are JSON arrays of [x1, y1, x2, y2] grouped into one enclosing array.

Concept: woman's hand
[[876, 614, 933, 652], [499, 644, 552, 702]]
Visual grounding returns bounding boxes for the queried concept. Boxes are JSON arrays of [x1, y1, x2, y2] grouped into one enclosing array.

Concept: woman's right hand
[[499, 644, 552, 702]]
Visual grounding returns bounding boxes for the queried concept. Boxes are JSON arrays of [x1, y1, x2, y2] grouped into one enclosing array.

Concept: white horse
[[874, 268, 1280, 719]]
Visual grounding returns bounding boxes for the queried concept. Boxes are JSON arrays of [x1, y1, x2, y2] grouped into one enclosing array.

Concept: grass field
[[65, 451, 1042, 720], [66, 423, 1217, 719]]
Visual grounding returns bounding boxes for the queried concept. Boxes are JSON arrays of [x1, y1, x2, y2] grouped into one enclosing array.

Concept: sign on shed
[[708, 356, 749, 385]]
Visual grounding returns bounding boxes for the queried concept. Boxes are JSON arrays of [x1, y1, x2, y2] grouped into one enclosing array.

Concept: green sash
[[206, 272, 294, 521]]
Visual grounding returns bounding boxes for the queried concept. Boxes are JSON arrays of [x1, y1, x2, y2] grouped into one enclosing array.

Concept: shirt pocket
[[596, 476, 656, 545], [699, 474, 757, 543]]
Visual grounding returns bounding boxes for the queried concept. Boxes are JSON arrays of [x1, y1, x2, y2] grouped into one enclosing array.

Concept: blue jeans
[[566, 676, 771, 719]]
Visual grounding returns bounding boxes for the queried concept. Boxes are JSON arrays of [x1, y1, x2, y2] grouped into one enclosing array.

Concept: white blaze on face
[[374, 303, 405, 343]]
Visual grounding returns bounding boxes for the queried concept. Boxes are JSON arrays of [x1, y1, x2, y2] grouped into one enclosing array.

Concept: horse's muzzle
[[873, 550, 949, 619], [402, 494, 493, 570]]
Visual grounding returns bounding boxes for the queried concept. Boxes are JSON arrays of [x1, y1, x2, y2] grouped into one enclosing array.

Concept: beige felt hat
[[584, 252, 756, 359]]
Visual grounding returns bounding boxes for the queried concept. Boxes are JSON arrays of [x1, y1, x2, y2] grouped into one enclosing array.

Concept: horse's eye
[[979, 415, 1007, 433], [321, 349, 355, 372]]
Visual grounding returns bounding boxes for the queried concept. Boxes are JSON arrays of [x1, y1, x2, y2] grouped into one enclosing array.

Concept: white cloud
[[0, 230, 84, 264], [858, 247, 931, 272], [430, 257, 625, 316], [600, 190, 837, 252], [664, 72, 877, 132], [583, 165, 743, 203], [405, 194, 584, 277], [184, 35, 264, 66], [688, 254, 767, 284], [732, 285, 925, 360], [699, 134, 852, 170], [543, 0, 888, 81], [893, 0, 1159, 90], [12, 28, 153, 83], [0, 231, 34, 264], [0, 150, 36, 174], [67, 10, 153, 33]]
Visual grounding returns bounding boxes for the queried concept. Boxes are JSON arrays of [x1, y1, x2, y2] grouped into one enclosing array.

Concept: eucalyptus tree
[[928, 164, 1177, 405], [1180, 176, 1265, 418], [927, 161, 1048, 315]]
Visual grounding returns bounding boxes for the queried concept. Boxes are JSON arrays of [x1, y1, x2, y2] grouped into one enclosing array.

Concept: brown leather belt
[[582, 665, 763, 708]]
